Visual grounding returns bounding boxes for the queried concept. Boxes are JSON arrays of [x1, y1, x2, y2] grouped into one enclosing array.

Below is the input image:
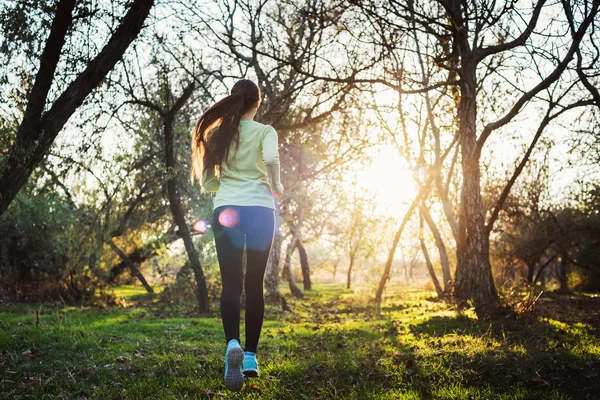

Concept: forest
[[1, 0, 599, 398]]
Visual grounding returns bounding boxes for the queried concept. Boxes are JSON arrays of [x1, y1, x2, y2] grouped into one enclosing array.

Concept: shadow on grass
[[411, 313, 600, 399]]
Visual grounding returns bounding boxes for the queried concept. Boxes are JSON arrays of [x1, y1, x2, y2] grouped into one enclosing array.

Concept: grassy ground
[[1, 284, 599, 399]]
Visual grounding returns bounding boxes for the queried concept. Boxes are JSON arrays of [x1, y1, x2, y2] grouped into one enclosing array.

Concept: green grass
[[1, 284, 599, 399]]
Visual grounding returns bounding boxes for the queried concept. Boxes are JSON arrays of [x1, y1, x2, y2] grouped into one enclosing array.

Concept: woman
[[191, 79, 284, 392]]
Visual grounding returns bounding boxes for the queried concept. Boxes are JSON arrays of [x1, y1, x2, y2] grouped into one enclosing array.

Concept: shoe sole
[[243, 368, 259, 378], [225, 347, 244, 391]]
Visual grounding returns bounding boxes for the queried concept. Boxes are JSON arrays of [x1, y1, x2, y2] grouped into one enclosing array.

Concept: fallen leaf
[[248, 383, 261, 392], [116, 356, 131, 363]]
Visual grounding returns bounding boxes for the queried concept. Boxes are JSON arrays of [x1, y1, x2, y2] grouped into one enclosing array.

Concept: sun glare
[[354, 146, 417, 221]]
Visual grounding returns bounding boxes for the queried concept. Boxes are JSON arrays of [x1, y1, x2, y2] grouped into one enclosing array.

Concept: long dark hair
[[191, 79, 261, 185]]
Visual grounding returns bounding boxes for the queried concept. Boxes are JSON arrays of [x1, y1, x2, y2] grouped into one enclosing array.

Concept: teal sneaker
[[242, 351, 259, 377], [224, 340, 244, 391]]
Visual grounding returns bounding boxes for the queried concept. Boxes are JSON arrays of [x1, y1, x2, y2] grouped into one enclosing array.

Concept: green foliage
[[0, 179, 77, 300]]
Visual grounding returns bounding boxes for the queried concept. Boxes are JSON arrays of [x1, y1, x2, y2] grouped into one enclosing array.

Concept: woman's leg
[[242, 207, 275, 353], [213, 206, 246, 344]]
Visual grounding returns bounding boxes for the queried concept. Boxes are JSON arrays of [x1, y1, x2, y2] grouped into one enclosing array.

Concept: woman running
[[191, 79, 284, 391]]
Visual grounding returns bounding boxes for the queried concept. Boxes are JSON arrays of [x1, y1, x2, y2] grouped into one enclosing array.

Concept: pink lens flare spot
[[218, 208, 239, 228], [193, 220, 209, 233]]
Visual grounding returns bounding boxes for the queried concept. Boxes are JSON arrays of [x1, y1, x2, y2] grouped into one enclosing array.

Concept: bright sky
[[354, 145, 417, 222]]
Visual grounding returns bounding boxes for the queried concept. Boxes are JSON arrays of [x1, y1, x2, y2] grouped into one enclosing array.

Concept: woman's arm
[[201, 166, 220, 192], [262, 126, 284, 195]]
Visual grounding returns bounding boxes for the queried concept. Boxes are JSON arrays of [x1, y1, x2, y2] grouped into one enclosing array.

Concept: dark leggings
[[213, 205, 275, 353]]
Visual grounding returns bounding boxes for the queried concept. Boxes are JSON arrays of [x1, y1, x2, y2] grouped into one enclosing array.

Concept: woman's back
[[212, 119, 280, 210]]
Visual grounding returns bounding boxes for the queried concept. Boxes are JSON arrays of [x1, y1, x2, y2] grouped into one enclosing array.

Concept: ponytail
[[191, 79, 261, 186]]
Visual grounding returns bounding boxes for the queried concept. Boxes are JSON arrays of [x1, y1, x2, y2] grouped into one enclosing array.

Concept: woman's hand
[[272, 184, 284, 198]]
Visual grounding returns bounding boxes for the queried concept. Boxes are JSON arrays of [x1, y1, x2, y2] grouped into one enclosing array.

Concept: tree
[[0, 0, 155, 216], [349, 0, 600, 318]]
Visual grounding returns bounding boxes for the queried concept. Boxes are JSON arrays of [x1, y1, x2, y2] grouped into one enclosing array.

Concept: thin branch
[[475, 0, 600, 154]]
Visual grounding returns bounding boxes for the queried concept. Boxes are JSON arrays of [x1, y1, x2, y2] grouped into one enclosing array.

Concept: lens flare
[[218, 208, 239, 228], [193, 220, 209, 233]]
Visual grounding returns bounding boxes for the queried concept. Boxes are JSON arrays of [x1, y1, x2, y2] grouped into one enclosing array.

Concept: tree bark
[[264, 200, 283, 303], [0, 0, 155, 217], [296, 240, 311, 290], [453, 64, 500, 319]]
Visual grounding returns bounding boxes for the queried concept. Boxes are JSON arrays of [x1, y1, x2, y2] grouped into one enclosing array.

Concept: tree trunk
[[453, 65, 500, 319], [420, 238, 444, 299], [109, 262, 129, 282], [375, 186, 425, 306], [296, 240, 311, 290], [108, 240, 154, 293], [526, 261, 535, 285], [533, 254, 557, 284], [557, 253, 570, 293], [108, 233, 179, 282], [282, 205, 304, 297], [264, 201, 283, 304], [109, 249, 145, 283], [420, 204, 452, 294], [346, 255, 355, 289], [163, 98, 210, 313], [401, 244, 410, 284], [0, 0, 155, 217], [332, 257, 339, 281], [283, 236, 303, 298]]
